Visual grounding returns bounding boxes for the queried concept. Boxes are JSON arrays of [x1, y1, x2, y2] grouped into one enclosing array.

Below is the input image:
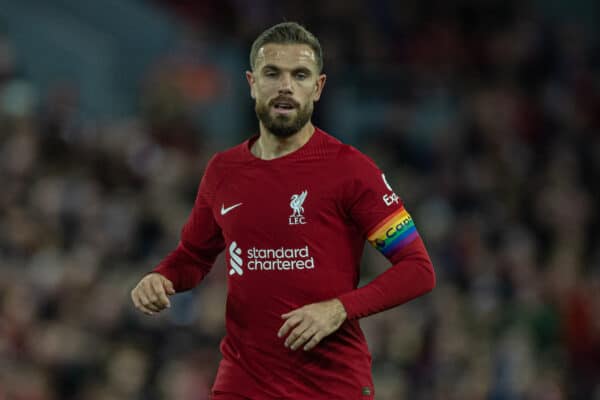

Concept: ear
[[313, 73, 327, 102], [246, 71, 256, 99]]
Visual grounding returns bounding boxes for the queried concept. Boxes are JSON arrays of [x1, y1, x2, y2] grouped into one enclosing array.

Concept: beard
[[255, 98, 313, 138]]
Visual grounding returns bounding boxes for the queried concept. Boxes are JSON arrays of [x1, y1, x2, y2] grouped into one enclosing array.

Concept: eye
[[295, 72, 308, 80], [264, 70, 278, 78]]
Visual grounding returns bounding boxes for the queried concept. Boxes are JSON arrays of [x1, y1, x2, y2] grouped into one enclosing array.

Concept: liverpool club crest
[[289, 190, 308, 225]]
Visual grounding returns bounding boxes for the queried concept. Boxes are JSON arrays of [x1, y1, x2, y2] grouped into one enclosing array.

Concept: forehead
[[255, 43, 318, 70]]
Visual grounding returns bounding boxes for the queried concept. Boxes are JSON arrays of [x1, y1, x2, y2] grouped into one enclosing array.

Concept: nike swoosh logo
[[220, 202, 243, 215]]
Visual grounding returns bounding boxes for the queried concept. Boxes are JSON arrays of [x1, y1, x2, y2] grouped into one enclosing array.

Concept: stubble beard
[[255, 100, 313, 138]]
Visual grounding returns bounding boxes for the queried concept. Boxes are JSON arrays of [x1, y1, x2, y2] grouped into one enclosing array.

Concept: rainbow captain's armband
[[368, 207, 419, 257]]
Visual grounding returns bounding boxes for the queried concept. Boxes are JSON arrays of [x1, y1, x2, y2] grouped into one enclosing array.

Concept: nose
[[278, 73, 293, 94]]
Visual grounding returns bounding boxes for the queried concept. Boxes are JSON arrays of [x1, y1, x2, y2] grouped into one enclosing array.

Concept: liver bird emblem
[[290, 190, 308, 217]]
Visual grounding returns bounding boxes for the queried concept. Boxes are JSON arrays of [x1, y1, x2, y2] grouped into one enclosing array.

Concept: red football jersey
[[155, 128, 434, 399]]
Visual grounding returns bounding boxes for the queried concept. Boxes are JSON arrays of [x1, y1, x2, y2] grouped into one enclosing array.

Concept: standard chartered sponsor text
[[247, 245, 315, 271]]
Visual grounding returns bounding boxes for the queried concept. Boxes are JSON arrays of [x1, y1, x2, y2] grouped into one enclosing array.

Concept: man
[[131, 22, 435, 399]]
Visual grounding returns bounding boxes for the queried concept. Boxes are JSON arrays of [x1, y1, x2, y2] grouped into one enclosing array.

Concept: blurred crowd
[[1, 0, 599, 399]]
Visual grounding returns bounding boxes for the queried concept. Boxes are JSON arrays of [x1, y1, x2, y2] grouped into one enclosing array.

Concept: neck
[[251, 122, 315, 160]]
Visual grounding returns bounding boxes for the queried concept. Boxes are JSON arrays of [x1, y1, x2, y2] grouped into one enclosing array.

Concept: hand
[[131, 273, 176, 315], [277, 298, 347, 351]]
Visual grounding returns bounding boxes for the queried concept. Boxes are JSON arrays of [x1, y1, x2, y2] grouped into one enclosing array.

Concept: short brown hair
[[249, 22, 323, 73]]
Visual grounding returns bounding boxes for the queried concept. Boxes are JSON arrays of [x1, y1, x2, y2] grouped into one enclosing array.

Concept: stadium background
[[1, 0, 599, 399]]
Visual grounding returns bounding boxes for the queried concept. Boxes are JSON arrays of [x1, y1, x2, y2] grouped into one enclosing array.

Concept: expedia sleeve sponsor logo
[[228, 242, 315, 275], [367, 207, 419, 257], [381, 173, 399, 206]]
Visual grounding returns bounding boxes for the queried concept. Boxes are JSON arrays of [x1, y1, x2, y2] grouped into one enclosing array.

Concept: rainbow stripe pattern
[[368, 207, 419, 257]]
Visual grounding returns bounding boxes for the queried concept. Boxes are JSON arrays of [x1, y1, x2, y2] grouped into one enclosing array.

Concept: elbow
[[426, 265, 436, 293], [422, 260, 436, 294]]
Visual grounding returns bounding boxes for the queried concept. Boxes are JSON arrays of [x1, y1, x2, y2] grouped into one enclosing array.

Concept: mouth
[[271, 98, 297, 115]]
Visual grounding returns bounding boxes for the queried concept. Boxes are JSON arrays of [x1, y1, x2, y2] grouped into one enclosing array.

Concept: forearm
[[337, 238, 435, 320], [153, 240, 215, 292]]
